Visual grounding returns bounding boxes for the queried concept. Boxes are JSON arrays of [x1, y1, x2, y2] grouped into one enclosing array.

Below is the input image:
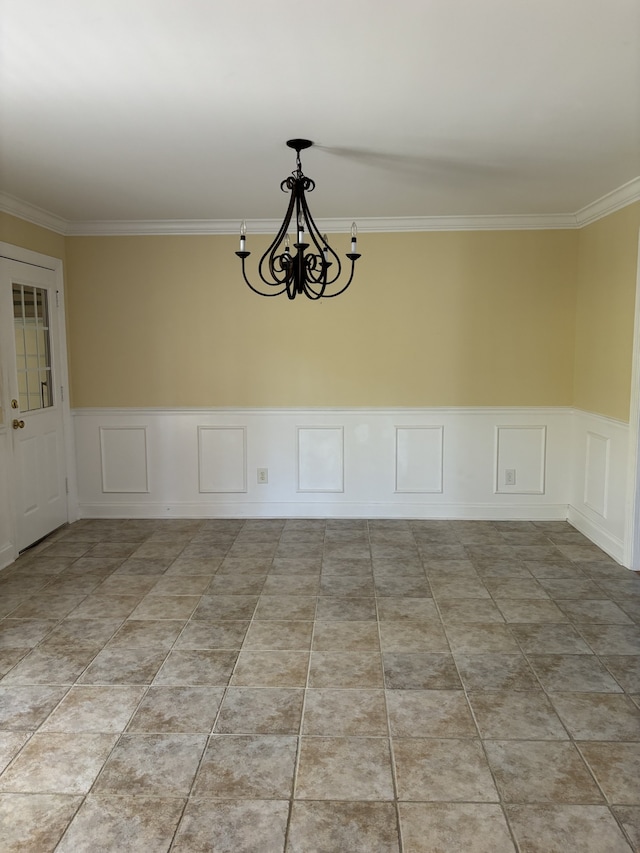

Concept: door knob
[[12, 419, 25, 430]]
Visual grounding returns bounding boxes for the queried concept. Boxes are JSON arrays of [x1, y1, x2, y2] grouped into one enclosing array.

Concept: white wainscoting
[[73, 407, 575, 521], [568, 409, 630, 564]]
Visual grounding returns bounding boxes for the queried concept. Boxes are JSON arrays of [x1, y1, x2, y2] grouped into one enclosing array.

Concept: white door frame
[[624, 228, 640, 570], [0, 241, 78, 561]]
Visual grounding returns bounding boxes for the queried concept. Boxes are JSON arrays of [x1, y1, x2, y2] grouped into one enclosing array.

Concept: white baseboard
[[0, 542, 15, 572], [77, 500, 570, 521], [567, 505, 625, 565]]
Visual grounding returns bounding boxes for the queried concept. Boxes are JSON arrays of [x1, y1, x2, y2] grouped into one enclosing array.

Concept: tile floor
[[0, 518, 639, 852]]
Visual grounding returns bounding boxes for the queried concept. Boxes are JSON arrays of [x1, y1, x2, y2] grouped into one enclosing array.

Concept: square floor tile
[[467, 691, 568, 739], [504, 804, 633, 853], [549, 693, 640, 740], [485, 740, 604, 803], [56, 795, 185, 853], [455, 653, 539, 691], [528, 654, 623, 693], [398, 802, 516, 853], [578, 742, 640, 804], [287, 801, 400, 853], [127, 686, 224, 732], [192, 734, 297, 798], [231, 651, 309, 687], [382, 652, 461, 689], [308, 651, 383, 688], [0, 732, 117, 794], [302, 688, 388, 735], [40, 686, 145, 732], [93, 733, 206, 796], [215, 687, 304, 734], [295, 736, 394, 800], [392, 738, 498, 801], [386, 690, 476, 737], [0, 793, 83, 853], [173, 799, 289, 853]]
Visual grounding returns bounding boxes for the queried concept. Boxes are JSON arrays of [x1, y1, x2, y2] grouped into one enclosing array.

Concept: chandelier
[[236, 139, 361, 300]]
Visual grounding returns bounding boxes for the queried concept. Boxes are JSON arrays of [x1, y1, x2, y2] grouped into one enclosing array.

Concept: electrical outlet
[[257, 468, 268, 484], [504, 469, 516, 486]]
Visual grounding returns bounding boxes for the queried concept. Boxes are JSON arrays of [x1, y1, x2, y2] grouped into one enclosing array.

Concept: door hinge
[[60, 385, 64, 402], [56, 290, 60, 308], [65, 477, 69, 495]]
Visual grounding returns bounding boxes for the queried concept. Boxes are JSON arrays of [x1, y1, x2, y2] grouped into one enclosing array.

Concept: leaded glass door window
[[13, 283, 53, 412]]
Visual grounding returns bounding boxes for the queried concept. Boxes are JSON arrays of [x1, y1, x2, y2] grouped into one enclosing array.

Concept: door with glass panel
[[0, 258, 67, 550]]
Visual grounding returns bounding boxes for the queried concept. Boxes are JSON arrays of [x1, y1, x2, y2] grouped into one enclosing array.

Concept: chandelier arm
[[297, 189, 344, 286], [316, 254, 361, 298], [239, 256, 288, 297], [257, 188, 297, 286]]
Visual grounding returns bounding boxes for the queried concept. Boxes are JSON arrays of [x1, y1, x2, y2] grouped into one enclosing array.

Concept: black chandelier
[[236, 139, 361, 300]]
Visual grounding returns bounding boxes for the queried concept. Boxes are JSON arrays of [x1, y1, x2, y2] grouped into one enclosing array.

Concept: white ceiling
[[1, 0, 639, 229]]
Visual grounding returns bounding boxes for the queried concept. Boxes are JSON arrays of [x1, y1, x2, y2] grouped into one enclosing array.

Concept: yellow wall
[[574, 202, 640, 422], [3, 207, 638, 418], [0, 213, 66, 261], [64, 230, 578, 408]]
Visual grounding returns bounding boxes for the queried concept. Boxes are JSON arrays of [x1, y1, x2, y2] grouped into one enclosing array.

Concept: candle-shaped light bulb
[[322, 234, 329, 263], [284, 234, 290, 256], [350, 221, 357, 254], [297, 213, 304, 245], [240, 220, 246, 252]]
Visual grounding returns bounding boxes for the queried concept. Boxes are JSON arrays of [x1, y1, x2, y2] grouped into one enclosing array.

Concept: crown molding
[[574, 176, 640, 227], [0, 192, 68, 235], [2, 179, 638, 237]]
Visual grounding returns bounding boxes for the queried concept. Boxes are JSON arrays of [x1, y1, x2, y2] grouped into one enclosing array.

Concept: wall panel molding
[[395, 426, 444, 493], [198, 426, 246, 493], [99, 426, 149, 493]]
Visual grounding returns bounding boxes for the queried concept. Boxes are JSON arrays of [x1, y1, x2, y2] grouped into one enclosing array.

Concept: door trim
[[0, 242, 78, 562]]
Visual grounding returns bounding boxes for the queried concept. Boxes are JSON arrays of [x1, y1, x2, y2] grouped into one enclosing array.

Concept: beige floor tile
[[0, 732, 117, 794], [382, 652, 461, 689], [302, 688, 388, 735], [455, 653, 539, 691], [308, 651, 383, 688], [378, 621, 449, 653], [193, 734, 297, 798], [243, 620, 314, 650], [152, 650, 238, 685], [467, 690, 568, 739], [386, 689, 476, 737], [295, 736, 394, 800], [56, 795, 185, 853], [0, 793, 83, 853], [392, 737, 498, 801], [231, 650, 310, 687], [548, 693, 640, 740], [398, 802, 516, 853], [93, 733, 206, 796], [215, 687, 304, 734], [505, 804, 633, 853], [127, 686, 224, 732], [485, 740, 604, 803], [41, 685, 146, 732], [288, 801, 400, 852], [578, 742, 640, 804], [173, 799, 289, 853]]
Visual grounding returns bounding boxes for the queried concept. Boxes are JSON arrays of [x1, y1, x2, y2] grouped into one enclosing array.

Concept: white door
[[0, 258, 68, 550]]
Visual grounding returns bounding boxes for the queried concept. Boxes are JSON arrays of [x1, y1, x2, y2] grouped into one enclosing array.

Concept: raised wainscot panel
[[584, 431, 609, 518], [100, 426, 149, 493], [395, 425, 444, 493], [495, 425, 546, 494], [297, 426, 344, 493], [198, 426, 247, 493]]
